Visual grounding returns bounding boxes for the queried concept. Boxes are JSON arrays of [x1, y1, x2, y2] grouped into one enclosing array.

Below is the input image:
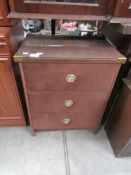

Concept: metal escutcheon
[[65, 74, 77, 83], [64, 100, 74, 108], [63, 118, 71, 125]]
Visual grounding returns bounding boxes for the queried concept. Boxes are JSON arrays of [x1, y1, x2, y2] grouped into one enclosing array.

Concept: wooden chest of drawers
[[14, 36, 125, 133]]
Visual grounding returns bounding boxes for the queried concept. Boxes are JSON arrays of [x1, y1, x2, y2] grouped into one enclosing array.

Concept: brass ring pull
[[64, 100, 74, 108], [66, 74, 77, 83], [63, 118, 71, 125]]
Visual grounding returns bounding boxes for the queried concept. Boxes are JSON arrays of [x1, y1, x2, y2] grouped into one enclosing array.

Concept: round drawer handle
[[63, 118, 71, 125], [64, 99, 74, 108], [65, 74, 77, 83]]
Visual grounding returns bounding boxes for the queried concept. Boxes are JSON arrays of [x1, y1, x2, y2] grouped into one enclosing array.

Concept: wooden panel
[[22, 63, 119, 92], [0, 0, 10, 26], [0, 61, 25, 125], [106, 77, 131, 157], [0, 0, 20, 27], [28, 92, 108, 114], [9, 0, 109, 16], [32, 112, 103, 131], [107, 0, 117, 16], [0, 24, 25, 126], [114, 0, 131, 18]]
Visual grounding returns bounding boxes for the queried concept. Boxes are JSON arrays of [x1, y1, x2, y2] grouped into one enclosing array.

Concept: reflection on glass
[[41, 0, 99, 4]]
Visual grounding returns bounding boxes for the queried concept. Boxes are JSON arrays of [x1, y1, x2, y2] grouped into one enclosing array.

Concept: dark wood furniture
[[13, 36, 125, 133], [102, 24, 131, 124], [105, 68, 131, 157], [0, 0, 19, 26], [8, 0, 131, 22], [9, 0, 108, 15], [114, 0, 131, 18], [0, 25, 25, 126], [109, 0, 131, 23], [0, 0, 10, 26]]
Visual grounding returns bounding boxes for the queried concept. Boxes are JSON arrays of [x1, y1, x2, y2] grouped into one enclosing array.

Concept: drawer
[[28, 92, 107, 114], [23, 63, 118, 92], [32, 112, 101, 131]]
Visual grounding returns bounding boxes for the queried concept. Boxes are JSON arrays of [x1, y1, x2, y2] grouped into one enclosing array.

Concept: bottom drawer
[[32, 112, 102, 131]]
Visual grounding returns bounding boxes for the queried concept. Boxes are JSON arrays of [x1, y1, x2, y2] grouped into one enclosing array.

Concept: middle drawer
[[28, 92, 108, 114]]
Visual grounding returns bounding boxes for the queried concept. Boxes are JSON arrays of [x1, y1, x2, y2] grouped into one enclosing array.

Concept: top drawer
[[22, 63, 120, 92]]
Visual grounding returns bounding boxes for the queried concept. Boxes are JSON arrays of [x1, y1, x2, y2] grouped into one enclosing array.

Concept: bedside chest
[[14, 36, 125, 133]]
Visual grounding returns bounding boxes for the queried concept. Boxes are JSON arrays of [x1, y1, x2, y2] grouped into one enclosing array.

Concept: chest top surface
[[14, 36, 124, 63]]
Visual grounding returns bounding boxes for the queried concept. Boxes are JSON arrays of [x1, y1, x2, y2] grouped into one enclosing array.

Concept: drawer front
[[32, 112, 101, 131], [28, 92, 108, 114], [22, 63, 119, 92]]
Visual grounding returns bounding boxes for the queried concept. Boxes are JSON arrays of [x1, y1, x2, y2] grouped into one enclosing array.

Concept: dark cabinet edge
[[123, 78, 131, 91], [8, 12, 131, 24], [13, 57, 126, 64], [8, 12, 107, 21], [110, 17, 131, 24]]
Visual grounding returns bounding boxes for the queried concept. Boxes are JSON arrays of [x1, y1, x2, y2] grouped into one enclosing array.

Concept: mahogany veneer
[[114, 0, 131, 18], [106, 68, 131, 157], [0, 25, 25, 126], [14, 36, 125, 133], [109, 0, 131, 23], [9, 0, 109, 16], [0, 0, 19, 26]]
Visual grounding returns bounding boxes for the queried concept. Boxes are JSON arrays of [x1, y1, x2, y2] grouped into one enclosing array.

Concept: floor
[[0, 127, 131, 175]]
